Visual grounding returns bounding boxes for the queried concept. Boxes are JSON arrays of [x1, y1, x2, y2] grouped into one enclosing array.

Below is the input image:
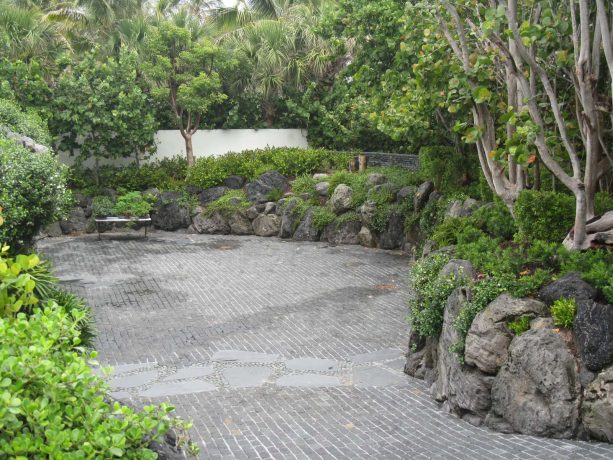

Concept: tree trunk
[[183, 133, 194, 167]]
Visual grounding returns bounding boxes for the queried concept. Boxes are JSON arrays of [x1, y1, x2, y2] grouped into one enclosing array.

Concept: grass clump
[[206, 190, 250, 217], [550, 298, 576, 328], [507, 315, 531, 335], [312, 206, 336, 230], [291, 175, 318, 200]]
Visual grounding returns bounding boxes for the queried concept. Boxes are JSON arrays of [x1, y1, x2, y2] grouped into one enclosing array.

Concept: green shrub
[[507, 315, 531, 335], [333, 211, 361, 227], [91, 196, 115, 218], [0, 98, 51, 145], [430, 217, 476, 247], [560, 248, 613, 303], [514, 190, 575, 243], [311, 206, 336, 230], [205, 190, 251, 217], [291, 175, 318, 200], [186, 148, 350, 189], [408, 253, 464, 338], [0, 307, 197, 458], [185, 155, 228, 189], [113, 192, 154, 217], [0, 137, 72, 252], [550, 298, 577, 328], [418, 145, 475, 192], [471, 199, 516, 240]]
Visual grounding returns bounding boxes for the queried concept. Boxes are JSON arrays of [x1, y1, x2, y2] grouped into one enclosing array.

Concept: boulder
[[396, 186, 416, 205], [42, 221, 63, 238], [574, 299, 613, 372], [414, 181, 434, 212], [582, 366, 613, 443], [264, 202, 277, 215], [60, 207, 88, 234], [322, 219, 361, 245], [152, 191, 191, 231], [245, 170, 289, 204], [433, 287, 494, 419], [293, 208, 320, 242], [223, 175, 246, 190], [252, 214, 281, 237], [330, 184, 353, 214], [358, 200, 377, 226], [278, 200, 300, 239], [486, 328, 581, 438], [446, 198, 479, 218], [367, 173, 386, 186], [538, 272, 598, 305], [245, 206, 259, 221], [228, 211, 253, 235], [315, 182, 330, 197], [198, 186, 230, 206], [438, 259, 477, 283], [378, 210, 405, 250], [404, 331, 438, 384], [74, 193, 92, 209], [464, 295, 548, 374], [358, 226, 377, 248], [184, 185, 202, 195], [191, 212, 230, 234]]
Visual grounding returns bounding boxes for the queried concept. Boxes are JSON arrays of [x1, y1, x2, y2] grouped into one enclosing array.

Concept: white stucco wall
[[59, 129, 309, 167], [155, 129, 308, 159]]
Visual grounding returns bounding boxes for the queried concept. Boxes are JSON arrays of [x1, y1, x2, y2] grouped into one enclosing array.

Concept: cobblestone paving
[[39, 233, 613, 459]]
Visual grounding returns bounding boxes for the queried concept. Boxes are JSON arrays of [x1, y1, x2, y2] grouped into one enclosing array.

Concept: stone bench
[[94, 217, 152, 240]]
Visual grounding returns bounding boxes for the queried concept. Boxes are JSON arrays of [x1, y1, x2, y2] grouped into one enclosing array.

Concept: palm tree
[[0, 0, 71, 65], [209, 0, 337, 126]]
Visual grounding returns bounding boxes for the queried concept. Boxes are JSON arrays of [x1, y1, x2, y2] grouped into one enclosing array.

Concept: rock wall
[[405, 261, 613, 443]]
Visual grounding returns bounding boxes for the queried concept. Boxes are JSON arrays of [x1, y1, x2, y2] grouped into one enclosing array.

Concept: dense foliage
[[186, 147, 350, 189], [0, 138, 71, 251]]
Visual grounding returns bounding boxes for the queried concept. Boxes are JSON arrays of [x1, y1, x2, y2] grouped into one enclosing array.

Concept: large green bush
[[0, 98, 51, 145], [0, 137, 71, 251], [0, 242, 198, 458], [186, 148, 350, 189], [408, 254, 464, 338], [0, 307, 192, 458], [514, 190, 575, 243]]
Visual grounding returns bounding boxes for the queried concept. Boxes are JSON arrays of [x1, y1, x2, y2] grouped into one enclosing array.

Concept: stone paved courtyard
[[39, 233, 613, 459]]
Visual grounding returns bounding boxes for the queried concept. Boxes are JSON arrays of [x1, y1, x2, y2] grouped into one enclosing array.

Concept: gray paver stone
[[285, 358, 339, 372], [276, 374, 341, 387], [109, 370, 159, 389], [162, 365, 215, 381], [212, 350, 280, 363], [139, 380, 217, 398], [223, 366, 274, 388]]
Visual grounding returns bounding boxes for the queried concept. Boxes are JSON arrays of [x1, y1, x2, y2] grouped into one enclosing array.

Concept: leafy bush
[[311, 206, 336, 230], [0, 137, 71, 251], [408, 254, 464, 338], [266, 188, 284, 202], [74, 157, 189, 193], [333, 211, 361, 227], [471, 199, 517, 240], [186, 148, 350, 189], [507, 315, 531, 335], [91, 196, 115, 218], [418, 145, 475, 192], [113, 192, 155, 217], [560, 248, 613, 303], [0, 307, 196, 458], [430, 217, 476, 247], [514, 190, 574, 243], [0, 98, 51, 145], [205, 190, 250, 217], [550, 298, 577, 328]]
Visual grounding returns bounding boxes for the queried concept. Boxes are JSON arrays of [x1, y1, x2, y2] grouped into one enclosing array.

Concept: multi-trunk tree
[[431, 0, 613, 249]]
